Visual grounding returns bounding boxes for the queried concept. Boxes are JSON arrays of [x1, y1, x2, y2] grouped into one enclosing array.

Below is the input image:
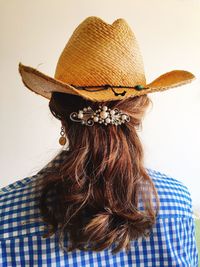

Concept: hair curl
[[37, 92, 160, 254]]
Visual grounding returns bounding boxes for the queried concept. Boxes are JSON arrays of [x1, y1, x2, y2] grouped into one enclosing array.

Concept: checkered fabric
[[0, 149, 199, 266]]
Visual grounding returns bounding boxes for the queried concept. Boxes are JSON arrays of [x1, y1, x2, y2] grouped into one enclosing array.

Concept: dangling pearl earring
[[59, 125, 67, 146]]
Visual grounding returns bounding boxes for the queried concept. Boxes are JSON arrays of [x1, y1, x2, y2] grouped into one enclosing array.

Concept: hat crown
[[54, 16, 146, 87]]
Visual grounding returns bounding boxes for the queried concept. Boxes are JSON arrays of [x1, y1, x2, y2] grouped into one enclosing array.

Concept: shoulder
[[0, 176, 34, 195], [145, 167, 193, 218], [0, 174, 45, 239], [146, 167, 191, 194]]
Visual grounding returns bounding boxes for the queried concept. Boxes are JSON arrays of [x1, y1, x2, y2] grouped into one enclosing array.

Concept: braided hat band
[[18, 16, 195, 102], [70, 84, 147, 97]]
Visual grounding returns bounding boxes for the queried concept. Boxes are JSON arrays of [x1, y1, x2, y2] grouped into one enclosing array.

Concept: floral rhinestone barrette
[[69, 105, 130, 126]]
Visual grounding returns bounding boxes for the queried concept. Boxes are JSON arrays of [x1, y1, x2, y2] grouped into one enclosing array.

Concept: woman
[[1, 16, 198, 266]]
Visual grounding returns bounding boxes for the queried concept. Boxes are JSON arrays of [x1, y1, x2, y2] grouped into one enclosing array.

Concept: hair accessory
[[70, 105, 130, 126], [18, 16, 195, 102]]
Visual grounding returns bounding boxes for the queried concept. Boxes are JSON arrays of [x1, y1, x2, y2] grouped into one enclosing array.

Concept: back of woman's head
[[38, 92, 160, 254]]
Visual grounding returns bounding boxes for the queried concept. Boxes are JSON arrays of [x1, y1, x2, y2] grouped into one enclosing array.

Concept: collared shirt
[[0, 150, 199, 266]]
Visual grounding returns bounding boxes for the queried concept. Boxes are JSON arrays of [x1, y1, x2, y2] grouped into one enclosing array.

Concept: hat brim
[[18, 63, 195, 102]]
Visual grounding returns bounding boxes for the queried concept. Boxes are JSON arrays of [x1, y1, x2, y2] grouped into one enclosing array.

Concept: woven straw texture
[[18, 16, 195, 102]]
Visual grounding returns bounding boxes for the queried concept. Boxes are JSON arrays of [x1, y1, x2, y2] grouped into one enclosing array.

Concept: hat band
[[70, 84, 149, 92]]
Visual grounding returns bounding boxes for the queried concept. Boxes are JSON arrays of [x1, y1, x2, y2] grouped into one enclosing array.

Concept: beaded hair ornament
[[70, 105, 130, 126]]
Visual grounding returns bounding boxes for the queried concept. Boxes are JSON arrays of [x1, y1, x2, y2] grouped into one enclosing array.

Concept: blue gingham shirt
[[0, 150, 199, 266]]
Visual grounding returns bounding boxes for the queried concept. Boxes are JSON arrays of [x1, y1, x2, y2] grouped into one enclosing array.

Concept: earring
[[59, 125, 67, 146]]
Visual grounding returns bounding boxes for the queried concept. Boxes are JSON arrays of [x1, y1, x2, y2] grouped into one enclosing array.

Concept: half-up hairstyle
[[37, 92, 160, 254]]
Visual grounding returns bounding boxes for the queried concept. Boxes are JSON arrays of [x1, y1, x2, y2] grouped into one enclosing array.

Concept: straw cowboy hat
[[18, 16, 195, 102]]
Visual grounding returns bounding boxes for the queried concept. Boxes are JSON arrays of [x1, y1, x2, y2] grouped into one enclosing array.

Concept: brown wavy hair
[[37, 92, 160, 254]]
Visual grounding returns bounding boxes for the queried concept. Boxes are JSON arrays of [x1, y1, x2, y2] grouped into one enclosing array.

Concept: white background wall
[[1, 0, 200, 213]]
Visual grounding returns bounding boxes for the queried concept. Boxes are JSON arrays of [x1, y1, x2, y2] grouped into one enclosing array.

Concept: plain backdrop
[[0, 0, 200, 214]]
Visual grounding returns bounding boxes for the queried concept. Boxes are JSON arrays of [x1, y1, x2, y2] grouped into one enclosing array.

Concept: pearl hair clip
[[69, 105, 130, 126]]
